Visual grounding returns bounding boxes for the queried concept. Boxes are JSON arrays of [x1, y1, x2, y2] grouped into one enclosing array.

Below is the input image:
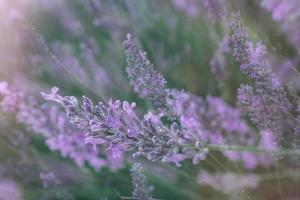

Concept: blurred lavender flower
[[197, 171, 259, 194], [0, 81, 117, 171], [172, 0, 200, 18], [0, 81, 23, 112], [259, 129, 278, 151], [262, 0, 299, 21], [40, 171, 61, 188], [210, 35, 231, 83], [123, 34, 168, 109], [202, 0, 227, 22], [172, 0, 227, 21], [261, 0, 300, 53], [130, 163, 153, 200], [0, 179, 23, 200], [231, 12, 292, 136]]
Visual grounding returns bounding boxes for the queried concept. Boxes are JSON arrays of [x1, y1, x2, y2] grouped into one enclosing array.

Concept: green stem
[[206, 144, 299, 155]]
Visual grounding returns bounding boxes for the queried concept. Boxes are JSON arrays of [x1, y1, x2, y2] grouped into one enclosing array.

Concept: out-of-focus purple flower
[[172, 0, 227, 21], [0, 179, 23, 200], [40, 171, 61, 188], [123, 34, 168, 109], [130, 163, 153, 200], [172, 0, 200, 18], [167, 90, 264, 168], [231, 12, 292, 137], [0, 81, 24, 112], [261, 0, 300, 53], [210, 35, 231, 83], [202, 0, 227, 22], [259, 129, 277, 151], [0, 82, 115, 171], [197, 171, 259, 193], [262, 0, 299, 22]]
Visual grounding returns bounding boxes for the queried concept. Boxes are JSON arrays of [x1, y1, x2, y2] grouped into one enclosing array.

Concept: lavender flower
[[202, 0, 227, 22], [262, 0, 298, 21], [42, 87, 209, 166], [0, 179, 23, 200], [259, 129, 277, 151], [167, 90, 272, 168], [261, 0, 300, 53], [231, 12, 292, 136], [41, 73, 271, 169], [197, 171, 259, 194], [40, 171, 61, 188], [123, 34, 168, 109], [123, 35, 253, 153], [172, 0, 227, 21], [210, 35, 231, 83], [130, 163, 153, 200], [0, 82, 115, 171], [172, 0, 200, 18]]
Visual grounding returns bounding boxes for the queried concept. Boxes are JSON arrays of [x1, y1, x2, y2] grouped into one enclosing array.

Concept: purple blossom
[[123, 34, 168, 109], [130, 163, 153, 200], [202, 0, 227, 22], [231, 12, 292, 136], [0, 82, 115, 171], [172, 0, 227, 21], [210, 35, 231, 83], [40, 172, 61, 188], [167, 90, 265, 169], [41, 33, 284, 169], [197, 171, 259, 193], [262, 0, 299, 22], [261, 0, 300, 53], [126, 34, 284, 168], [0, 179, 23, 200], [42, 87, 209, 166], [172, 0, 200, 18], [259, 129, 278, 151]]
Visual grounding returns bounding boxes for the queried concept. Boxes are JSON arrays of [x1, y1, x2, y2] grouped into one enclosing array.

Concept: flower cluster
[[123, 35, 278, 168], [3, 1, 300, 199], [42, 34, 279, 169]]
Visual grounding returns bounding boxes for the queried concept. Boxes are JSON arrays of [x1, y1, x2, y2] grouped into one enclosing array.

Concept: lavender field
[[1, 0, 300, 199]]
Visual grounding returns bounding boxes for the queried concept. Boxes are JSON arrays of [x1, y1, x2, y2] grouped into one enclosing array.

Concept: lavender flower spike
[[231, 12, 292, 135], [123, 34, 168, 109], [42, 87, 209, 166], [130, 163, 153, 200]]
